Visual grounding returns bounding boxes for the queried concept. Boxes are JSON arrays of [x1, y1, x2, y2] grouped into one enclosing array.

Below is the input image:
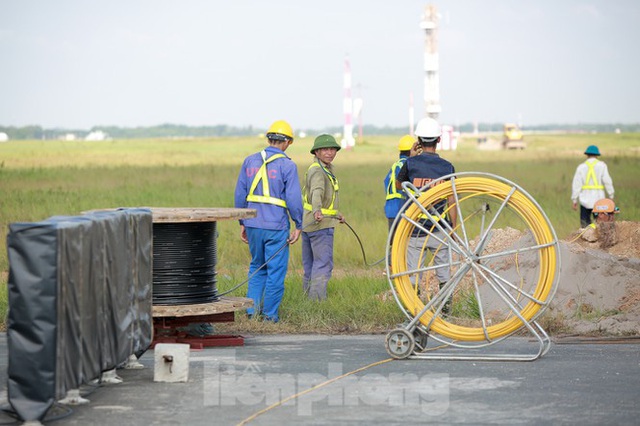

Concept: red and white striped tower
[[341, 55, 355, 149], [421, 4, 441, 121]]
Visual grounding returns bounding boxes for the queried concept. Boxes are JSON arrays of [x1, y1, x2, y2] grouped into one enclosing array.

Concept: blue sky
[[1, 0, 639, 130]]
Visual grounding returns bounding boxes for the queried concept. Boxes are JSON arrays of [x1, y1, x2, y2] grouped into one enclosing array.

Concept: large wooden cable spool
[[84, 207, 256, 313], [147, 207, 256, 307], [84, 207, 256, 348]]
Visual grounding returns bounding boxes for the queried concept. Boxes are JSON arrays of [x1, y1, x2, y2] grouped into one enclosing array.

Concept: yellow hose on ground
[[390, 175, 558, 341]]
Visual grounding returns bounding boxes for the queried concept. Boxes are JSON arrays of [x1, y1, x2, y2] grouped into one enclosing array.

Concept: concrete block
[[154, 343, 190, 383]]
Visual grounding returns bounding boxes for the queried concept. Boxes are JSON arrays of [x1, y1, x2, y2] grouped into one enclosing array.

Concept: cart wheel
[[385, 328, 415, 359], [413, 327, 429, 352], [399, 320, 429, 352]]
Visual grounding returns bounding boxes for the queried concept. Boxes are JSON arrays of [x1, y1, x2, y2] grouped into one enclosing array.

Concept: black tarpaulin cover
[[6, 208, 153, 422]]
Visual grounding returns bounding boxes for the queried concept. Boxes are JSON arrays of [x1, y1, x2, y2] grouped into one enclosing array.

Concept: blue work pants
[[301, 228, 334, 300], [246, 227, 289, 322]]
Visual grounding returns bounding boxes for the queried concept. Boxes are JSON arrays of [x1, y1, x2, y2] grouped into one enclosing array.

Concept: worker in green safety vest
[[571, 145, 615, 228], [301, 134, 345, 300]]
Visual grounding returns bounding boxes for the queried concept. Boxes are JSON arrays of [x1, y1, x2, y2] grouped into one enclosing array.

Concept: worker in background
[[571, 145, 615, 228], [234, 120, 303, 323], [301, 134, 345, 300], [396, 117, 456, 314], [384, 134, 421, 230]]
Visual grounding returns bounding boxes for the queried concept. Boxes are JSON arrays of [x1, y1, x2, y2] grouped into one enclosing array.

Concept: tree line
[[1, 122, 639, 140]]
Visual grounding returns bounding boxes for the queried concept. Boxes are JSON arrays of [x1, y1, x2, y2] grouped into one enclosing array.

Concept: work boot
[[439, 282, 451, 316]]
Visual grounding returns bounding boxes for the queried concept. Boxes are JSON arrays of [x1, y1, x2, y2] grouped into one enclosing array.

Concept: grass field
[[1, 132, 639, 333]]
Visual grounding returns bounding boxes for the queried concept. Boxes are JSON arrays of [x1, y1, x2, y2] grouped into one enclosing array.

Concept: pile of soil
[[378, 221, 639, 337], [488, 221, 640, 336], [569, 220, 640, 259], [456, 221, 640, 336], [551, 221, 640, 335]]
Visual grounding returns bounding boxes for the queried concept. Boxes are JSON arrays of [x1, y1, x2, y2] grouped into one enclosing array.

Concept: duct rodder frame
[[6, 209, 153, 422], [384, 173, 561, 361]]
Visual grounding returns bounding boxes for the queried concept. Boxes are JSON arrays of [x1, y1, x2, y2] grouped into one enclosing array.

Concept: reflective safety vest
[[386, 157, 432, 220], [582, 160, 604, 190], [303, 161, 339, 216], [246, 150, 287, 208], [385, 158, 407, 201]]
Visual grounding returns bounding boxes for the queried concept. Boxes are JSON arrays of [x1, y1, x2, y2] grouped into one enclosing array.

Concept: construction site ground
[[1, 333, 638, 425], [1, 222, 638, 424]]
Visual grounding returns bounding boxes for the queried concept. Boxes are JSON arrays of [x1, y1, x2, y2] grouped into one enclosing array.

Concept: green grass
[[1, 133, 639, 332]]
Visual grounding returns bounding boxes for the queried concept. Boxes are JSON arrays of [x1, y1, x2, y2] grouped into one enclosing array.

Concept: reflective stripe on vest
[[246, 151, 287, 208], [582, 160, 604, 190], [418, 199, 449, 222], [418, 212, 442, 221], [303, 161, 339, 216], [385, 158, 407, 200]]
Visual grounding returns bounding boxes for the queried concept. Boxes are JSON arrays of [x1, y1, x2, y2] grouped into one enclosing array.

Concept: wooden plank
[[152, 296, 253, 318], [83, 207, 257, 223], [149, 207, 256, 223]]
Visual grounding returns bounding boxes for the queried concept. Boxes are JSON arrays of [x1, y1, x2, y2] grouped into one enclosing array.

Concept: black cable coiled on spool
[[152, 222, 219, 305]]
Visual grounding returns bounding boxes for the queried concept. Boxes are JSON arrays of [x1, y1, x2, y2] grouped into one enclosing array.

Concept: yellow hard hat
[[398, 134, 415, 151], [266, 120, 294, 141]]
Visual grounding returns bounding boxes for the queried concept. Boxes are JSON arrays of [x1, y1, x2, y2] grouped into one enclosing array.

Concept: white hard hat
[[414, 117, 442, 140]]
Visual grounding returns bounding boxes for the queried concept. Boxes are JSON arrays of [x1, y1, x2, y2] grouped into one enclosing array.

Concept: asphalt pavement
[[1, 333, 639, 425]]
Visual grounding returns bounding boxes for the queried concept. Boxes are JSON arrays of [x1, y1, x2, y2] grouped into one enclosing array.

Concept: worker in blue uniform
[[234, 120, 303, 322]]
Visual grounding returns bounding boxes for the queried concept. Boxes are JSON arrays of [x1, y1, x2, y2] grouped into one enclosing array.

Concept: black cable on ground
[[219, 220, 384, 297], [217, 240, 289, 297], [342, 221, 385, 267]]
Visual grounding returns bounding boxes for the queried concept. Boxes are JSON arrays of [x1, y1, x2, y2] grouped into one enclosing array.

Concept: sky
[[1, 0, 639, 131]]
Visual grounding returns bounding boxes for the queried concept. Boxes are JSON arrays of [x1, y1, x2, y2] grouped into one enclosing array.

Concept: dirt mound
[[567, 221, 640, 259], [378, 222, 640, 336], [465, 222, 640, 336]]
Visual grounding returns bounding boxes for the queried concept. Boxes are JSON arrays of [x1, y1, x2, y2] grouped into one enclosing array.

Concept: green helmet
[[310, 134, 341, 154]]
